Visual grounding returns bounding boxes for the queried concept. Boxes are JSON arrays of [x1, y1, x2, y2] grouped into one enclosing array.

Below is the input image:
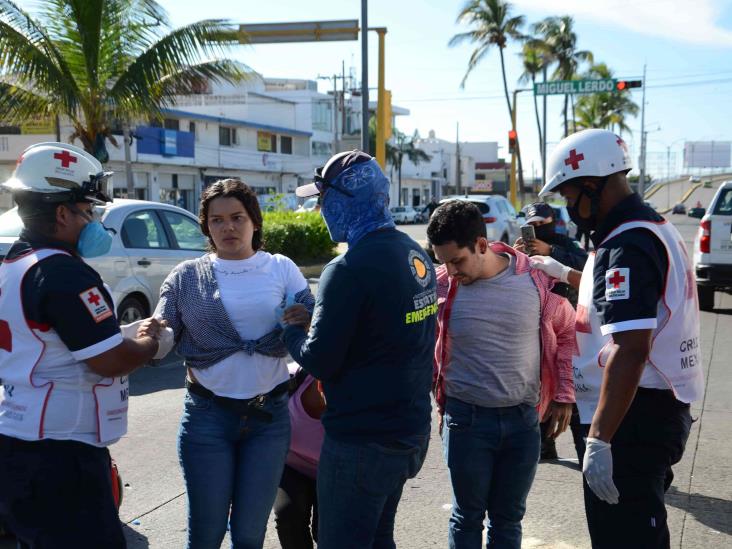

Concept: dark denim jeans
[[316, 433, 429, 549], [178, 389, 291, 549], [583, 388, 692, 549], [443, 397, 541, 549]]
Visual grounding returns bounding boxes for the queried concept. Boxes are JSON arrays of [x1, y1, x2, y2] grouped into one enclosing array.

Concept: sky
[[47, 0, 732, 179]]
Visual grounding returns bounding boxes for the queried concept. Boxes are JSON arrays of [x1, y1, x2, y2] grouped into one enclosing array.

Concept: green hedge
[[262, 211, 336, 264]]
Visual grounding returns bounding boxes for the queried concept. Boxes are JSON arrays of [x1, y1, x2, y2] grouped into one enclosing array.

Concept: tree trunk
[[570, 94, 576, 133], [398, 155, 403, 206], [498, 47, 524, 190], [563, 94, 569, 137]]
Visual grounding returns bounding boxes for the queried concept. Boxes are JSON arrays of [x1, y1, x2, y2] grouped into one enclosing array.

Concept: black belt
[[185, 379, 289, 422]]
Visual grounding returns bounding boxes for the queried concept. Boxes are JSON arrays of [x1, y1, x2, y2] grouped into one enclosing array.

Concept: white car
[[295, 197, 319, 213], [693, 181, 732, 311], [439, 195, 521, 243], [0, 199, 208, 323], [390, 205, 419, 224]]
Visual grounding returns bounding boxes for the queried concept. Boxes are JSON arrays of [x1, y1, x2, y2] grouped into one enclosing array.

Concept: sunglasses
[[313, 173, 355, 198]]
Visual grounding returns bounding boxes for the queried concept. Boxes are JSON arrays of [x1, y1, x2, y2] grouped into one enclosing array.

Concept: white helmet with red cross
[[2, 142, 113, 204], [539, 128, 632, 197]]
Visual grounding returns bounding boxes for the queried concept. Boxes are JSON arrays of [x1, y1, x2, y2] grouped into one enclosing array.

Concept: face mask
[[534, 222, 556, 242], [77, 220, 113, 258], [566, 178, 608, 232]]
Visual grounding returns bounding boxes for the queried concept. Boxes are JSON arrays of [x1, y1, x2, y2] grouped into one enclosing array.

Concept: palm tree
[[0, 0, 248, 160], [449, 0, 526, 188], [575, 63, 639, 135], [518, 41, 547, 172], [531, 16, 593, 137], [391, 130, 431, 206]]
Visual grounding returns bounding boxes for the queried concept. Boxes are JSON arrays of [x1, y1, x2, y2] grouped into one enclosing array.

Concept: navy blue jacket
[[284, 228, 436, 444]]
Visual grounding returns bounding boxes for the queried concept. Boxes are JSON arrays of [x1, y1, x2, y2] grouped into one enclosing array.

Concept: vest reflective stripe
[[574, 221, 705, 423], [0, 249, 128, 444]]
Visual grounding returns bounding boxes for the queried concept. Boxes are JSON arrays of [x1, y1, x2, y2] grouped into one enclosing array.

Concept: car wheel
[[697, 286, 715, 312], [117, 296, 147, 325]]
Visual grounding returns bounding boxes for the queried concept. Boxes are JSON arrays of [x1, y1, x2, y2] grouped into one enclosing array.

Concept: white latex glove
[[119, 320, 144, 339], [119, 320, 174, 360], [583, 437, 620, 504], [530, 255, 571, 283], [153, 327, 175, 360]]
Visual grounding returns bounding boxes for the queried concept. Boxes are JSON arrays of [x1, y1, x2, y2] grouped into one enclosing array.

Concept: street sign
[[534, 79, 617, 96], [239, 20, 359, 44]]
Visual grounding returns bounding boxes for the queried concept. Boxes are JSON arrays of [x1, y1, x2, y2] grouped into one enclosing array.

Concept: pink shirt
[[434, 242, 576, 419], [285, 375, 325, 479]]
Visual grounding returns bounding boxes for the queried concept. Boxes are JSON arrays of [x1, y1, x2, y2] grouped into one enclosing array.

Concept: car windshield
[[469, 201, 490, 214], [0, 207, 22, 237]]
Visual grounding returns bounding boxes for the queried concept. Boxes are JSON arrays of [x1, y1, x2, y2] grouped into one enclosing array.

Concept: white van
[[693, 181, 732, 311]]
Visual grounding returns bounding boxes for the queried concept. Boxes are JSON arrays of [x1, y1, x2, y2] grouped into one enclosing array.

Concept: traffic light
[[616, 80, 642, 91], [508, 129, 517, 154]]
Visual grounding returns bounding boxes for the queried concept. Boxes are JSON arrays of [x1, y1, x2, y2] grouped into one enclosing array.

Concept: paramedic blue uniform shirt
[[591, 193, 669, 334]]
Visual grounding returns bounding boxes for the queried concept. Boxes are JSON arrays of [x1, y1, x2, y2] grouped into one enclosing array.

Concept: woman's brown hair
[[198, 179, 263, 252]]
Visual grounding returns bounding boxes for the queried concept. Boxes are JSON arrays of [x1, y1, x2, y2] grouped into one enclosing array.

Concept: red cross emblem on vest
[[564, 149, 584, 170], [608, 270, 625, 288], [53, 151, 77, 168]]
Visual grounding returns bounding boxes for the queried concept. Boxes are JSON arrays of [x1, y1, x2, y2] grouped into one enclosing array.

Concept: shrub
[[262, 211, 336, 264]]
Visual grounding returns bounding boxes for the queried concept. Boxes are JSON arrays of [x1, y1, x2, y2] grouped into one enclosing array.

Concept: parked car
[[295, 196, 319, 213], [689, 175, 701, 183], [688, 207, 706, 219], [439, 195, 521, 243], [672, 203, 687, 215], [390, 205, 419, 224], [0, 199, 208, 324], [693, 181, 732, 311], [703, 180, 713, 188]]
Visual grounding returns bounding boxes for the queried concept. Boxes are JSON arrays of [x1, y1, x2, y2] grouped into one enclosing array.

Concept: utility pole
[[360, 0, 369, 153], [638, 63, 648, 198], [542, 65, 547, 187], [342, 60, 347, 140], [455, 122, 462, 195], [123, 122, 134, 197]]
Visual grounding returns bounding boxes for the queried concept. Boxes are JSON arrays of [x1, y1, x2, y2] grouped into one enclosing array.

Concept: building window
[[219, 126, 237, 147], [164, 118, 180, 131], [188, 121, 196, 136], [0, 125, 21, 135], [312, 102, 332, 131], [475, 173, 486, 180], [257, 131, 277, 152], [312, 141, 332, 156], [280, 135, 293, 155]]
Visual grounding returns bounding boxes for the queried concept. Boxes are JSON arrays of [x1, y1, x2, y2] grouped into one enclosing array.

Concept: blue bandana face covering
[[320, 159, 395, 246], [77, 220, 113, 258]]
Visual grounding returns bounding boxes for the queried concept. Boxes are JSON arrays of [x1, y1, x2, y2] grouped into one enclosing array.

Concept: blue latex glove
[[274, 294, 297, 328]]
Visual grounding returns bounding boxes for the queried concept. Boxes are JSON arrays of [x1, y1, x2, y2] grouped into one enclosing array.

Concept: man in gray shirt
[[428, 200, 576, 549]]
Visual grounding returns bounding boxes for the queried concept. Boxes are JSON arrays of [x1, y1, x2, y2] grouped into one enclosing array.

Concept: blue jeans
[[316, 433, 429, 549], [178, 390, 291, 549], [443, 397, 540, 549]]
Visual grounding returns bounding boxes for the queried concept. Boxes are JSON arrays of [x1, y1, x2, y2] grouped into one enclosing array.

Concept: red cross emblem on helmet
[[564, 149, 584, 171]]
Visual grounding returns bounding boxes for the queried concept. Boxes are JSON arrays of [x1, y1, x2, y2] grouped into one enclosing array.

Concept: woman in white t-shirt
[[154, 179, 314, 549]]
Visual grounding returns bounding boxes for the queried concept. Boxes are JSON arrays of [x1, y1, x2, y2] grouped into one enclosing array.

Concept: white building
[[0, 74, 337, 213]]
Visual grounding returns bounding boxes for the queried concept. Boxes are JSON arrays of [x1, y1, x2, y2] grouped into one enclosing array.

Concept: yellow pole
[[375, 29, 387, 169], [509, 89, 518, 208]]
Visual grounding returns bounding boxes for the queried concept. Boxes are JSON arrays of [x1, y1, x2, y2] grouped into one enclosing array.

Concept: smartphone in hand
[[520, 224, 536, 255]]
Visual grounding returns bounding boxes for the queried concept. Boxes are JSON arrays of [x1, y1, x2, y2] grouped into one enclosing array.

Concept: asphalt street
[[3, 186, 731, 548]]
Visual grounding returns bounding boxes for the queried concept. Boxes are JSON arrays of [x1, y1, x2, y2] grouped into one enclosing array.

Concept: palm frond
[[110, 19, 239, 101], [0, 81, 52, 122]]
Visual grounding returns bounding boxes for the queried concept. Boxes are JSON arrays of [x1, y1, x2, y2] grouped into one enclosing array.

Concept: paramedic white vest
[[0, 249, 128, 446], [574, 220, 705, 423]]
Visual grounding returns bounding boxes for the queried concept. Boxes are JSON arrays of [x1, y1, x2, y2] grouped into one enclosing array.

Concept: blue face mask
[[77, 220, 113, 258]]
